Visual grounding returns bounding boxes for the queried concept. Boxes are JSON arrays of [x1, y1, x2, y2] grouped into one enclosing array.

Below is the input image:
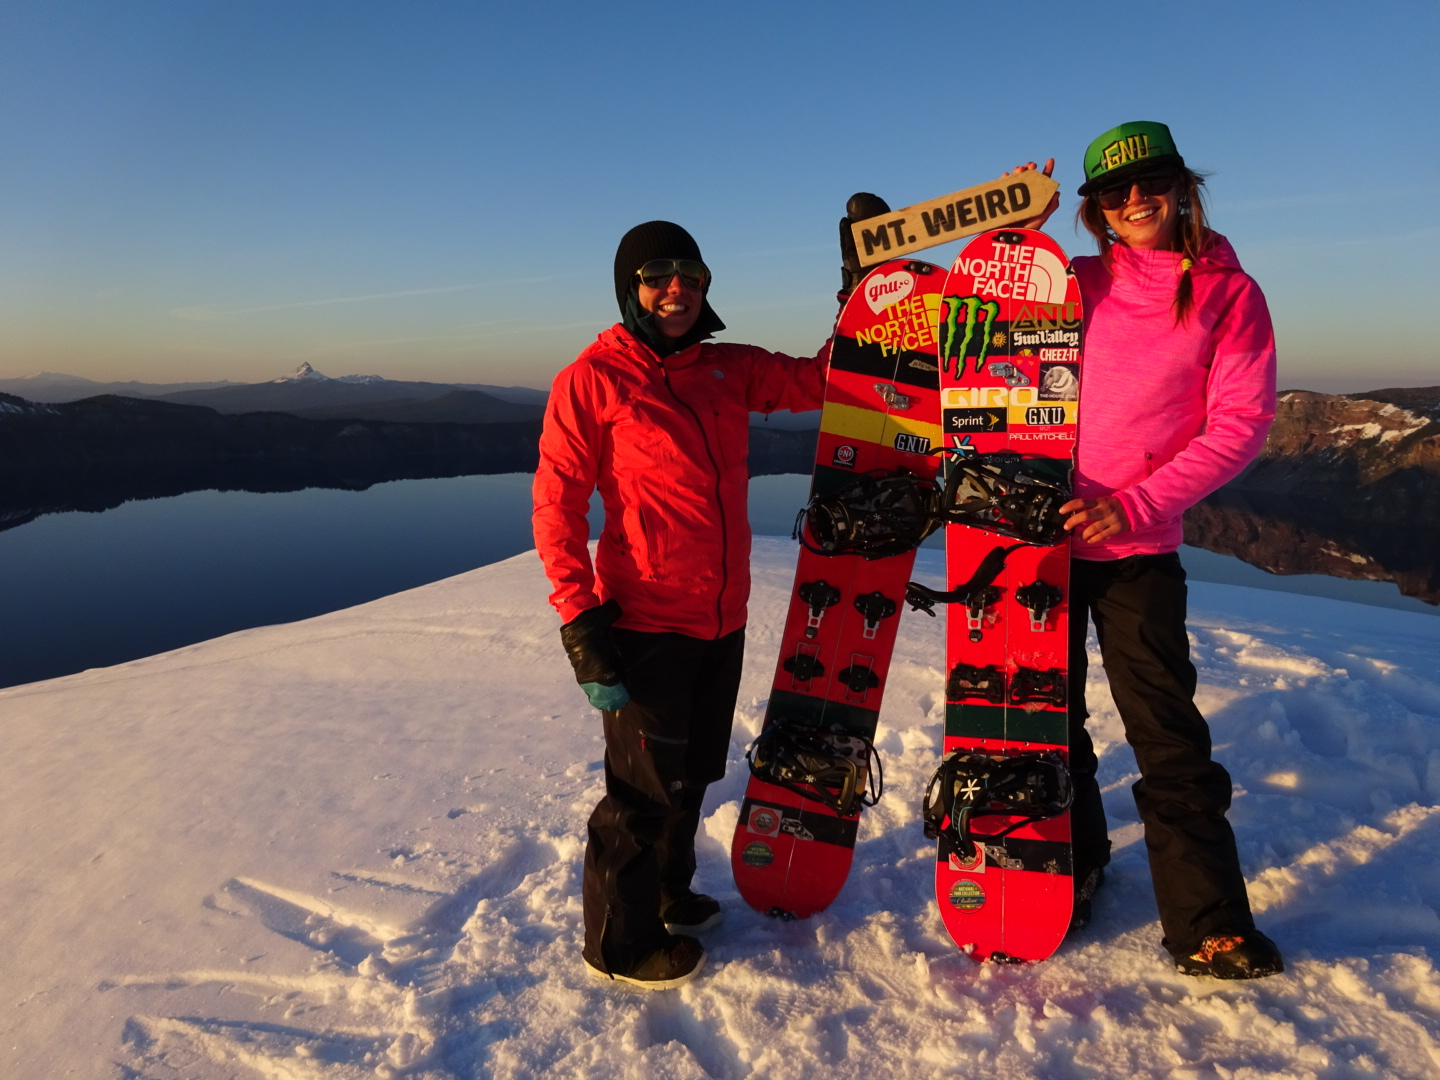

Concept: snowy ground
[[5, 538, 1440, 1079]]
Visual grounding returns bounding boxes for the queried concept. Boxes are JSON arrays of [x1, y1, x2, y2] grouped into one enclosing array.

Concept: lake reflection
[[1, 473, 1431, 691]]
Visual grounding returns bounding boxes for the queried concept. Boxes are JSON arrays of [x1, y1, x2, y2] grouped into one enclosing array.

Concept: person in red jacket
[[533, 220, 829, 989]]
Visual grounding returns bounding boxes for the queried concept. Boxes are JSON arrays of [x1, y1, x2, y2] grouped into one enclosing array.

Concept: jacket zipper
[[661, 362, 728, 638]]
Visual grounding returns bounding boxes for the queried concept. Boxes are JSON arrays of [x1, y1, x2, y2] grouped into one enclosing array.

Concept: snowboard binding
[[795, 470, 941, 560], [747, 722, 884, 818], [797, 579, 841, 639], [946, 662, 1006, 704], [936, 452, 1070, 546], [904, 542, 1024, 641], [1014, 581, 1064, 632], [1009, 666, 1067, 708], [922, 750, 1073, 860]]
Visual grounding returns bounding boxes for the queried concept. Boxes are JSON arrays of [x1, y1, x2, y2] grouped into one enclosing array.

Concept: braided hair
[[1076, 167, 1209, 325]]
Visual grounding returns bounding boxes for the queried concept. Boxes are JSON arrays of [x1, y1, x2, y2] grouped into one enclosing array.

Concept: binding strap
[[922, 749, 1073, 859], [747, 722, 884, 818]]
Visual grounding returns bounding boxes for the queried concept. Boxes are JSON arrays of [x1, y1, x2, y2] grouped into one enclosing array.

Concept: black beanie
[[613, 220, 705, 310], [613, 220, 725, 356]]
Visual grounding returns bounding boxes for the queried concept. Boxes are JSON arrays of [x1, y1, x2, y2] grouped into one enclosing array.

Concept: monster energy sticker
[[939, 295, 1000, 378]]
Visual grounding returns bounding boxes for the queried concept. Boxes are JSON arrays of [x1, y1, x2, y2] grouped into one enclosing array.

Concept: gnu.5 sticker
[[864, 271, 915, 314]]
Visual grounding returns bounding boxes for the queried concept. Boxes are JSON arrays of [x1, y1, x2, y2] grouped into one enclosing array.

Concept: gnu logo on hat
[[1077, 120, 1184, 196], [832, 444, 857, 468]]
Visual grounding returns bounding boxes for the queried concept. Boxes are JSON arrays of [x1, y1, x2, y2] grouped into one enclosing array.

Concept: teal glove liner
[[581, 681, 630, 712]]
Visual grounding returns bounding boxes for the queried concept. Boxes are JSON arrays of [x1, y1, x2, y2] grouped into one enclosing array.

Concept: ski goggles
[[1091, 170, 1181, 210], [634, 258, 710, 291]]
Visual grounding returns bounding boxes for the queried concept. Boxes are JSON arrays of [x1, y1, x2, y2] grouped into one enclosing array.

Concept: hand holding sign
[[1007, 158, 1060, 231]]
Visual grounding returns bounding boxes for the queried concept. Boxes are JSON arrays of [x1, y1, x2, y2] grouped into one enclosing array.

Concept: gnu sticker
[[894, 432, 931, 455], [864, 271, 915, 314], [832, 444, 857, 469]]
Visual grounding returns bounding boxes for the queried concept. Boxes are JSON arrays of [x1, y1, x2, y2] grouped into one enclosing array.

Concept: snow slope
[[4, 538, 1440, 1079]]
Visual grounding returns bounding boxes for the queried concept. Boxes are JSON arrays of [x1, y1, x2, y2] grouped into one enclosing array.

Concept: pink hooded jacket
[[1070, 233, 1276, 559]]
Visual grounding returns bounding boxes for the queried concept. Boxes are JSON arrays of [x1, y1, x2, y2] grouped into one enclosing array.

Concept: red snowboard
[[731, 259, 943, 918], [923, 228, 1082, 961]]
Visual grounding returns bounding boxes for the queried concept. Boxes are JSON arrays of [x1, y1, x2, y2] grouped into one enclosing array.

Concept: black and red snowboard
[[730, 259, 944, 919], [910, 227, 1082, 961]]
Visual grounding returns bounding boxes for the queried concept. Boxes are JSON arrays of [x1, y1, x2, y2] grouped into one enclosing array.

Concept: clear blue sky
[[1, 0, 1435, 392]]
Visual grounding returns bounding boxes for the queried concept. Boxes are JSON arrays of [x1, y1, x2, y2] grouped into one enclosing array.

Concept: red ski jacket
[[533, 324, 828, 639]]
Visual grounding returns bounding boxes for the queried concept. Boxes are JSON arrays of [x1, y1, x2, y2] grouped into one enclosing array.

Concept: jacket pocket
[[633, 502, 673, 582]]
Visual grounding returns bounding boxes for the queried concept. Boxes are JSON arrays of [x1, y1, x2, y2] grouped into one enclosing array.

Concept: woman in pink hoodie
[[1028, 122, 1283, 979]]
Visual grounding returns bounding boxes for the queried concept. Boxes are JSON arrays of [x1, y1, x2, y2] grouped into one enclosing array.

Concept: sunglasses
[[635, 258, 709, 290], [1093, 173, 1180, 211]]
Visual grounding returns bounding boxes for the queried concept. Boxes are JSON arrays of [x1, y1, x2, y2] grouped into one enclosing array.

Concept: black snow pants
[[581, 626, 744, 974], [1066, 552, 1256, 958]]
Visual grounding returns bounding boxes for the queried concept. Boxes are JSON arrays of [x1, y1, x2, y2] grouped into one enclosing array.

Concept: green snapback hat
[[1078, 121, 1184, 196]]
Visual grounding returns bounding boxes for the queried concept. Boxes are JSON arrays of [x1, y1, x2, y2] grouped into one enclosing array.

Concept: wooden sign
[[850, 172, 1060, 268]]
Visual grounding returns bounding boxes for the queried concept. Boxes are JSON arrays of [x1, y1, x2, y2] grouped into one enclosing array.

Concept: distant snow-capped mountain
[[271, 362, 388, 386]]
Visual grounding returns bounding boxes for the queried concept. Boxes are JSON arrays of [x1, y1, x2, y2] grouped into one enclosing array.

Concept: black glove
[[839, 192, 892, 297], [559, 599, 629, 710]]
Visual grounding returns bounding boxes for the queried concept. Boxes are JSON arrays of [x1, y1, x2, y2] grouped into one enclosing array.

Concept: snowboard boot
[[1069, 866, 1104, 931], [584, 934, 706, 990], [661, 891, 723, 935], [1175, 930, 1284, 980]]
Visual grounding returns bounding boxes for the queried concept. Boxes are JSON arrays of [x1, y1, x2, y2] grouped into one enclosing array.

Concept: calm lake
[[0, 473, 1432, 690]]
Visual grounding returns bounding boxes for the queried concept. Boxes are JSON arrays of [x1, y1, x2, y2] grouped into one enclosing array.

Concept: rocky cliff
[[1183, 387, 1440, 603]]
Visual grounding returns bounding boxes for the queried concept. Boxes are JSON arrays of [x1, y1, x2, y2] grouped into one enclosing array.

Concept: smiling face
[[1099, 178, 1180, 251], [637, 271, 704, 339]]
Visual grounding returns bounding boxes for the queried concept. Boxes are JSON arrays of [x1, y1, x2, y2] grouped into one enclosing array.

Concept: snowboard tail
[[927, 229, 1082, 962], [732, 260, 943, 919]]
